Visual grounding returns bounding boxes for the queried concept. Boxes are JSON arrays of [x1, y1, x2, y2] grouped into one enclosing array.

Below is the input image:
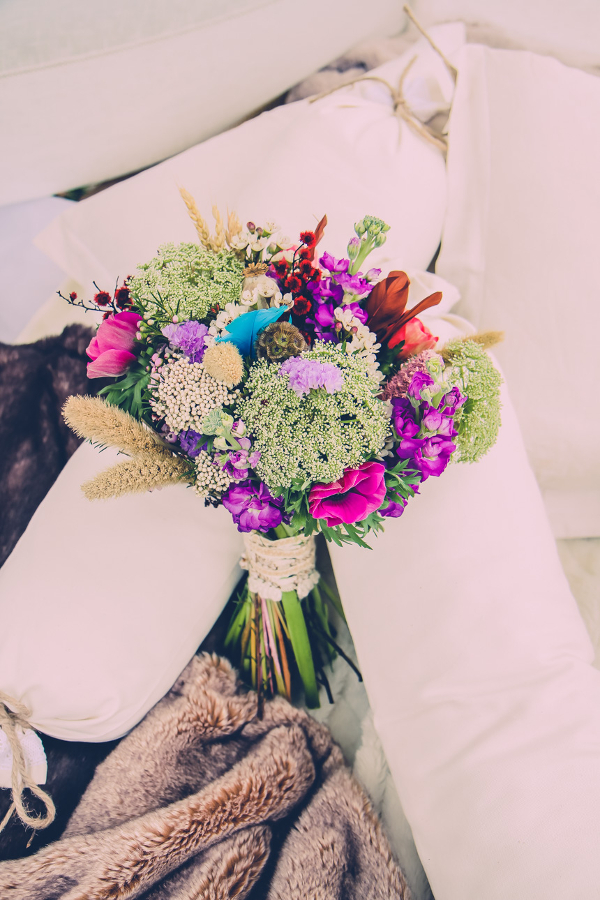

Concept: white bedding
[[2, 14, 600, 900]]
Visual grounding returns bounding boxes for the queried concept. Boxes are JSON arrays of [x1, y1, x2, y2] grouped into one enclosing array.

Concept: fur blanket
[[0, 654, 409, 899], [0, 324, 99, 568]]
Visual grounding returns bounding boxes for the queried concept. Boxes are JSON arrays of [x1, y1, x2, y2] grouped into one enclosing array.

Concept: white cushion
[[0, 0, 404, 206], [35, 25, 464, 289], [329, 375, 600, 900], [436, 45, 600, 537], [0, 441, 244, 741], [413, 0, 600, 71]]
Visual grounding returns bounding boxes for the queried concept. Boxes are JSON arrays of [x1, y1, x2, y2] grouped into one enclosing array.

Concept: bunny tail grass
[[441, 330, 504, 360], [63, 395, 171, 457], [82, 453, 193, 500]]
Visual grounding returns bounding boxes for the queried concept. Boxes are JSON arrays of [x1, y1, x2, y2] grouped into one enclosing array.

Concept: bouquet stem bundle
[[224, 531, 354, 708]]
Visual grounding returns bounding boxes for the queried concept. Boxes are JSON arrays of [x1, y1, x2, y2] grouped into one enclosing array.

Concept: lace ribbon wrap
[[240, 532, 320, 601]]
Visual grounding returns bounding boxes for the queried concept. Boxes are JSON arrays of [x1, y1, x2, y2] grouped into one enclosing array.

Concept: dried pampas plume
[[441, 330, 504, 361], [82, 454, 191, 500], [202, 342, 244, 387], [63, 395, 170, 458]]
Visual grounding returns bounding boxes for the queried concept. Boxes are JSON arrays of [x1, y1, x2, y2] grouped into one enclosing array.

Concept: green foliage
[[444, 339, 503, 463], [130, 243, 245, 322], [236, 345, 389, 493]]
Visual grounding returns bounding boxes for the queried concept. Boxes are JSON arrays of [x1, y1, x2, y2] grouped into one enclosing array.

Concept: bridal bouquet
[[62, 193, 502, 707]]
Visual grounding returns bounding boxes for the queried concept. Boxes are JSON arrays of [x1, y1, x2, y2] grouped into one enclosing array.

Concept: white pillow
[[329, 376, 600, 900], [413, 0, 600, 71], [436, 45, 600, 537], [0, 0, 404, 207], [35, 24, 465, 290], [0, 441, 244, 741]]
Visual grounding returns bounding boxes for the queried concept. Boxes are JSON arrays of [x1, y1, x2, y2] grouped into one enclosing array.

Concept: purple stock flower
[[178, 429, 206, 457], [162, 321, 208, 363], [221, 437, 261, 481], [421, 405, 457, 438], [314, 302, 336, 328], [391, 397, 420, 440], [407, 370, 435, 400], [319, 252, 350, 274], [279, 357, 344, 396], [379, 497, 408, 518], [310, 276, 344, 305], [441, 386, 466, 415], [413, 436, 456, 480], [336, 272, 371, 298], [222, 480, 284, 533], [344, 302, 368, 324]]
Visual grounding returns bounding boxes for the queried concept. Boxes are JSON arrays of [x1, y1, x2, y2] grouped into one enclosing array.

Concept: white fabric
[[0, 442, 244, 742], [34, 25, 465, 291], [0, 726, 47, 789], [0, 197, 73, 343], [413, 0, 600, 72], [436, 45, 600, 538], [0, 0, 404, 206], [329, 377, 600, 900]]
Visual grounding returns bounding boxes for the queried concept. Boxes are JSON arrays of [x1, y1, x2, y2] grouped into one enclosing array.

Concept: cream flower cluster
[[149, 356, 234, 432], [193, 450, 231, 497], [240, 275, 290, 310], [333, 306, 383, 384]]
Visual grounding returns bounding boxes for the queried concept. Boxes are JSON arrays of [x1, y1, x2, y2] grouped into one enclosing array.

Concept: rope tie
[[240, 532, 320, 601], [0, 691, 55, 834], [309, 4, 457, 154]]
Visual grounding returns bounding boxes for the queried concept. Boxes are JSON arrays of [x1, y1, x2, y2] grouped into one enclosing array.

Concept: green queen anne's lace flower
[[236, 343, 389, 492], [130, 243, 245, 322], [443, 338, 503, 463]]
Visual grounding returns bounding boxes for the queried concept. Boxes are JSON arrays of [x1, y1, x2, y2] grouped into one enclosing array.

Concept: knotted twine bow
[[240, 532, 320, 602], [0, 691, 55, 834], [309, 4, 458, 154]]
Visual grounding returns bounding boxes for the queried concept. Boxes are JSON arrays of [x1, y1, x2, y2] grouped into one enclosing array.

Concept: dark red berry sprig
[[58, 276, 135, 315]]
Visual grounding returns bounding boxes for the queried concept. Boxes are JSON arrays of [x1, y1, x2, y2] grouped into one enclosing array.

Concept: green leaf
[[281, 590, 320, 708]]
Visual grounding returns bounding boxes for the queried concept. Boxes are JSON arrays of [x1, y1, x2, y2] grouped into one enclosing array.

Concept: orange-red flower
[[364, 270, 442, 350]]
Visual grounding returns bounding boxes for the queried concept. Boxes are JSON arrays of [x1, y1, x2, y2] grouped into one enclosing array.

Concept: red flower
[[301, 215, 327, 262], [284, 274, 302, 293], [364, 271, 442, 350], [389, 317, 438, 358], [271, 259, 289, 277], [114, 286, 131, 309], [94, 290, 112, 307], [293, 298, 311, 316], [299, 230, 316, 248], [69, 291, 78, 301], [298, 260, 317, 278], [299, 248, 312, 260]]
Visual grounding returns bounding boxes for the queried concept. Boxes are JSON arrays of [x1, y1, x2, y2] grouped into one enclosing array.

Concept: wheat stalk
[[178, 186, 212, 249], [63, 395, 171, 458], [82, 453, 192, 500], [212, 205, 226, 250], [226, 209, 242, 245]]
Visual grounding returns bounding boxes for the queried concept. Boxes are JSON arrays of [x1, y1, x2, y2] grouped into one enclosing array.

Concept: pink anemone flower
[[308, 461, 386, 527], [86, 310, 142, 378]]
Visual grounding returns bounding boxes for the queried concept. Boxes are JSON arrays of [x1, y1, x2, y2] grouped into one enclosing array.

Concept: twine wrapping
[[240, 532, 320, 601], [0, 691, 55, 834], [309, 4, 457, 154]]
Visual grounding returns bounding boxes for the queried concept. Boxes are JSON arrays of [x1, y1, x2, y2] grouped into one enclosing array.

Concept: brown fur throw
[[0, 324, 101, 568], [0, 654, 409, 899]]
